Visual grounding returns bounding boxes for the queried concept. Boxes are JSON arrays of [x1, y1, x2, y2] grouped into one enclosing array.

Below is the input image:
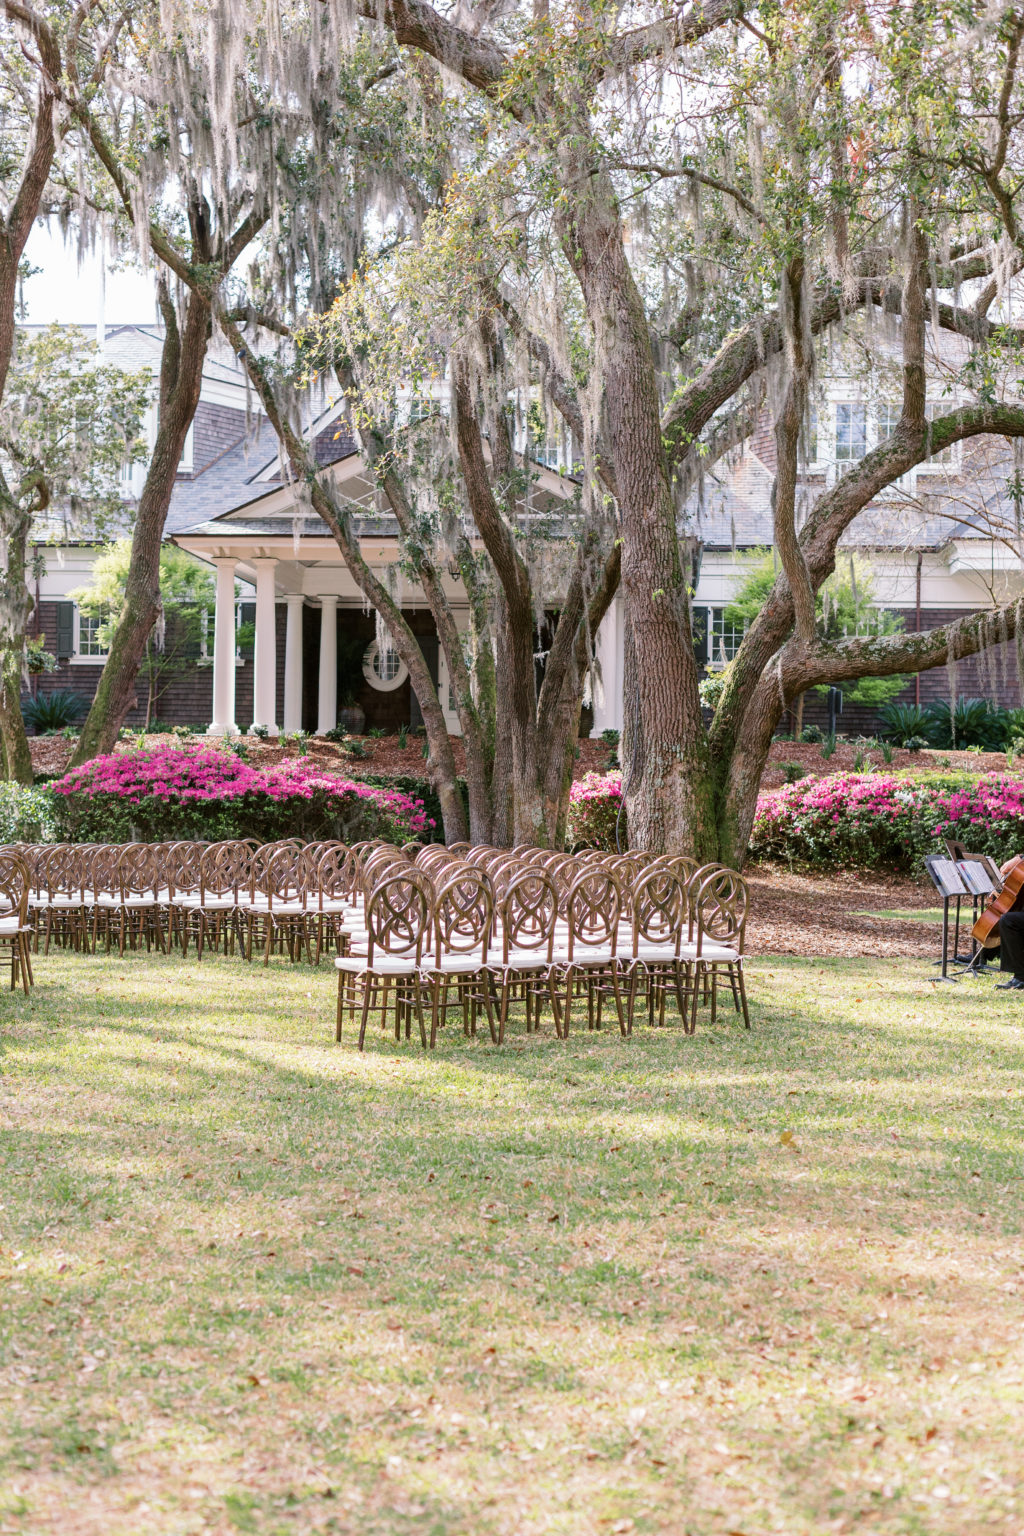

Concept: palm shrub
[[877, 701, 931, 747], [21, 690, 88, 734], [923, 697, 1009, 751]]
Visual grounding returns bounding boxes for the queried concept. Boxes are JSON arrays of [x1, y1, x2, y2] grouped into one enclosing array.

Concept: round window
[[362, 639, 409, 692]]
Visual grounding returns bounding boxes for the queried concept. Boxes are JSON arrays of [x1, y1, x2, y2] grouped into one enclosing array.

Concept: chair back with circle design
[[0, 852, 28, 925], [430, 865, 493, 967], [364, 870, 433, 965], [498, 868, 559, 965], [564, 866, 622, 960], [118, 844, 161, 902], [200, 841, 251, 900], [631, 866, 688, 956], [692, 867, 747, 956], [261, 846, 307, 910]]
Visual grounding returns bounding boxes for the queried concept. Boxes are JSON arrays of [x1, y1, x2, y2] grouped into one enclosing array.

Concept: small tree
[[0, 328, 149, 780], [71, 543, 214, 729]]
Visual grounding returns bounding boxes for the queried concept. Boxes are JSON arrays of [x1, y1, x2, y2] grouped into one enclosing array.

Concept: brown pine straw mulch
[[746, 864, 941, 958]]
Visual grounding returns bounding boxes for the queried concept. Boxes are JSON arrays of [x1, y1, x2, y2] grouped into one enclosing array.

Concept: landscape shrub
[[566, 770, 623, 850], [923, 697, 1009, 751], [751, 770, 1024, 870], [21, 690, 88, 734], [48, 746, 432, 844], [0, 782, 59, 842]]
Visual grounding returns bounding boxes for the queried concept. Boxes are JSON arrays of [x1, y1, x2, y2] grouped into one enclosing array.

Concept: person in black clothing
[[996, 910, 1024, 989]]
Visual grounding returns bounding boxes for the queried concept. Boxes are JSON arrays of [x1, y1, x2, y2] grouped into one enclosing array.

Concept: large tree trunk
[[557, 162, 716, 856], [70, 287, 211, 765], [0, 500, 34, 784]]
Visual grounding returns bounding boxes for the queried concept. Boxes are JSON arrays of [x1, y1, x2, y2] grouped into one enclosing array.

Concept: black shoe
[[996, 977, 1024, 990]]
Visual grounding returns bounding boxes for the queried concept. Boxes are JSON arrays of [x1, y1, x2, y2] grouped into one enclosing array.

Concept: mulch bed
[[745, 863, 941, 959], [27, 731, 615, 782], [760, 739, 1013, 789]]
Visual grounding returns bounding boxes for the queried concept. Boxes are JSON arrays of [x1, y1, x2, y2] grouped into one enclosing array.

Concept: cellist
[[991, 857, 1024, 991]]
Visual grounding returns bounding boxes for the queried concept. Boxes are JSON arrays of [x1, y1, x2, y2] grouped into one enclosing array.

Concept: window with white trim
[[77, 609, 108, 659], [835, 402, 867, 462], [363, 639, 408, 692], [918, 401, 957, 471], [707, 608, 746, 666], [178, 422, 194, 473]]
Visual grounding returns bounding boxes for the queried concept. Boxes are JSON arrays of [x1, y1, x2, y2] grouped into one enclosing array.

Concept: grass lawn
[[2, 951, 1024, 1535]]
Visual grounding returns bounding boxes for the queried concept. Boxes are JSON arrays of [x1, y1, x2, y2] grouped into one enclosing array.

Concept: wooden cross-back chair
[[625, 866, 692, 1032], [687, 867, 750, 1030], [0, 852, 34, 993], [488, 866, 563, 1043], [335, 868, 434, 1050], [556, 866, 626, 1036], [422, 864, 496, 1046]]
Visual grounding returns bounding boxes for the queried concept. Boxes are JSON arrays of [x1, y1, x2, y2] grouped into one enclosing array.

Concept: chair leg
[[734, 963, 750, 1029]]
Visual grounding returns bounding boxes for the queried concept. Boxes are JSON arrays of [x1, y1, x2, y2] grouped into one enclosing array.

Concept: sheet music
[[957, 861, 995, 896], [927, 857, 969, 898]]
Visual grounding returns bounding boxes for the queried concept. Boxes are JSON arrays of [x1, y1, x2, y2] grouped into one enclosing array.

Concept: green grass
[[855, 907, 946, 923], [3, 951, 1024, 1533]]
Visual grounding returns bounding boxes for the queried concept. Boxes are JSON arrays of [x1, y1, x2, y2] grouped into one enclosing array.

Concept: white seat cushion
[[335, 955, 421, 976], [680, 942, 741, 962], [421, 954, 489, 973]]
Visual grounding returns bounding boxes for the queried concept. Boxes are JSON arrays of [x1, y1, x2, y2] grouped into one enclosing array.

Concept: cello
[[972, 856, 1024, 948]]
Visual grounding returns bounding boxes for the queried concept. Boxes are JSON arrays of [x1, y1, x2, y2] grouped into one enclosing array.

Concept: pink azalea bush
[[751, 771, 1024, 869], [49, 745, 432, 844], [566, 770, 624, 850]]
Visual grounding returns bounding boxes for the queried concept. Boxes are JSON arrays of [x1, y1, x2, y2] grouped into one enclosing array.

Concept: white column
[[316, 596, 338, 736], [283, 595, 304, 734], [207, 557, 238, 736], [252, 557, 279, 735], [591, 597, 625, 736]]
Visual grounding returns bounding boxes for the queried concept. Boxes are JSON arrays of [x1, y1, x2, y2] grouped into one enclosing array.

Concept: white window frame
[[70, 606, 109, 664], [704, 607, 746, 670], [436, 651, 462, 734], [199, 602, 247, 664], [834, 400, 868, 465], [363, 639, 408, 692], [178, 422, 195, 473], [916, 400, 960, 475]]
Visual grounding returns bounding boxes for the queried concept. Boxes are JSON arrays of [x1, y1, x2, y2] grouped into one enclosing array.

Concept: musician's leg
[[996, 911, 1024, 987]]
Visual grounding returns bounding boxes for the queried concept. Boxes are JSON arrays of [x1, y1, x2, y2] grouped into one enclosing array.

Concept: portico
[[174, 447, 606, 738]]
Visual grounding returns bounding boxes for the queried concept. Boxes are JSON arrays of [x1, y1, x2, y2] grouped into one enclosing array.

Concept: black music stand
[[923, 854, 997, 980]]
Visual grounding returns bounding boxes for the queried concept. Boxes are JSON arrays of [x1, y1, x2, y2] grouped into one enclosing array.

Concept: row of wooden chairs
[[333, 843, 749, 1048], [1, 839, 751, 1044]]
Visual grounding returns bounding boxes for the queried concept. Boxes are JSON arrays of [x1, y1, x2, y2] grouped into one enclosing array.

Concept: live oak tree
[[0, 327, 149, 780], [0, 1, 125, 781], [60, 4, 280, 764], [335, 0, 1024, 861]]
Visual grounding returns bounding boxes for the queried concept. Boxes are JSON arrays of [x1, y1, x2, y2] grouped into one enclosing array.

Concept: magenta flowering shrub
[[566, 770, 624, 851], [49, 746, 432, 844], [751, 771, 1024, 869]]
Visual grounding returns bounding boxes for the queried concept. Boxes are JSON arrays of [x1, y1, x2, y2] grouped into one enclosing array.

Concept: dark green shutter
[[692, 606, 709, 667], [56, 602, 74, 659]]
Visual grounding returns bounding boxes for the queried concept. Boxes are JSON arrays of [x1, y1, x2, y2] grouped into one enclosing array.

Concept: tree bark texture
[[70, 286, 212, 765]]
